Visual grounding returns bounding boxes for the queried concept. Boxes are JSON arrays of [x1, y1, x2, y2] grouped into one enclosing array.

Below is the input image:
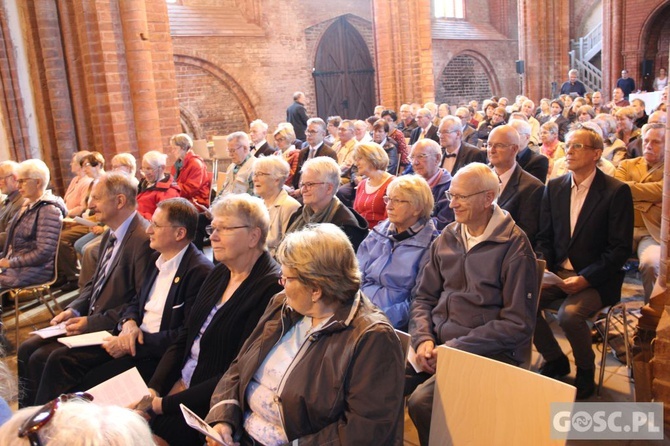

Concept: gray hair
[[0, 160, 19, 177], [509, 119, 531, 137], [454, 162, 500, 201], [100, 171, 138, 208], [411, 139, 442, 159], [276, 223, 360, 305], [386, 175, 435, 220], [301, 157, 340, 190], [250, 119, 269, 132], [0, 401, 154, 446], [227, 131, 251, 148], [307, 117, 326, 133], [74, 151, 91, 165], [253, 156, 291, 185], [439, 115, 462, 132], [142, 150, 168, 169], [169, 133, 193, 151], [17, 159, 50, 192], [211, 193, 269, 248]]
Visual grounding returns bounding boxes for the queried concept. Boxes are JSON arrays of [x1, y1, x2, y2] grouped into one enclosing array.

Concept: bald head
[[487, 125, 520, 173], [648, 110, 667, 125]]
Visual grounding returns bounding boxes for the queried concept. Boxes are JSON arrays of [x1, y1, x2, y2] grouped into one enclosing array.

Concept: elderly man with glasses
[[534, 124, 633, 400], [407, 162, 538, 446]]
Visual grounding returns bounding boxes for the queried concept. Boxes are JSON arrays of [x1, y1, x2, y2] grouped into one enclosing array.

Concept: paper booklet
[[57, 331, 110, 348], [30, 323, 67, 339], [87, 367, 150, 407], [180, 404, 230, 445], [74, 216, 98, 227]]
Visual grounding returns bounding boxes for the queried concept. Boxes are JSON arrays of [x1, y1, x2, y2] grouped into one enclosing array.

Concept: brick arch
[[179, 106, 204, 139], [639, 3, 670, 69], [435, 51, 501, 105], [173, 54, 256, 128]]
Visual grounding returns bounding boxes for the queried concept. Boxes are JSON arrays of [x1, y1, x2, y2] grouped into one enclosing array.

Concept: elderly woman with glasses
[[205, 223, 405, 446], [252, 157, 300, 257], [137, 150, 181, 221], [0, 160, 66, 289], [356, 175, 439, 330], [135, 194, 282, 446]]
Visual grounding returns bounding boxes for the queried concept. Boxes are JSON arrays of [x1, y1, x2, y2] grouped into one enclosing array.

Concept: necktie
[[90, 233, 117, 305], [419, 129, 425, 140]]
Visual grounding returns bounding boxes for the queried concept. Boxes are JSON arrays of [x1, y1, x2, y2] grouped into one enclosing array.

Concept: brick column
[[372, 0, 434, 108], [517, 0, 570, 103], [118, 0, 163, 158], [602, 0, 624, 99]]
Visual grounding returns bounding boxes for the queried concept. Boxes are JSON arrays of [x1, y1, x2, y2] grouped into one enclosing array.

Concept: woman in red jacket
[[169, 133, 211, 248], [137, 151, 181, 220]]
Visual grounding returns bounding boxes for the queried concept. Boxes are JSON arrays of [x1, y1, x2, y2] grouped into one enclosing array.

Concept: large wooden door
[[313, 17, 375, 120]]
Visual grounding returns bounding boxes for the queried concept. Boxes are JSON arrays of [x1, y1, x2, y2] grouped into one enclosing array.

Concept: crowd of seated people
[[0, 81, 667, 445]]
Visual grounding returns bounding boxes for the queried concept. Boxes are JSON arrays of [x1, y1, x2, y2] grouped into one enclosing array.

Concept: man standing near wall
[[286, 92, 310, 141], [560, 69, 587, 97]]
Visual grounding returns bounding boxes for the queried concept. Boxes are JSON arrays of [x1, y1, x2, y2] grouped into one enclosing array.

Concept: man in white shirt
[[487, 125, 544, 245], [30, 197, 214, 404], [534, 125, 633, 399]]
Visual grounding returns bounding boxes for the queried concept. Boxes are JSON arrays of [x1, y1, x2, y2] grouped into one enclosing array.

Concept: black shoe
[[51, 277, 69, 288], [540, 355, 570, 378], [575, 367, 596, 399], [57, 280, 79, 293]]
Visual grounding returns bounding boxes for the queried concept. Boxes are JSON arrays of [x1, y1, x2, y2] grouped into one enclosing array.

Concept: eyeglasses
[[140, 166, 157, 172], [305, 129, 321, 135], [486, 142, 514, 150], [0, 174, 14, 181], [149, 221, 181, 230], [299, 182, 325, 191], [445, 190, 488, 202], [228, 145, 245, 152], [17, 178, 37, 185], [205, 225, 249, 236], [253, 171, 272, 178], [438, 130, 459, 135], [408, 153, 431, 163], [565, 143, 595, 152], [493, 113, 506, 118], [19, 392, 93, 446], [278, 275, 300, 286], [383, 196, 411, 206]]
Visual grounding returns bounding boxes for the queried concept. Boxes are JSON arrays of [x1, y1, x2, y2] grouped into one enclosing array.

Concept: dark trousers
[[18, 336, 68, 407]]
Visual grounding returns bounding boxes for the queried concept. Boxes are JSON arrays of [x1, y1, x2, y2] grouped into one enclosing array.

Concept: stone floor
[[2, 268, 668, 444]]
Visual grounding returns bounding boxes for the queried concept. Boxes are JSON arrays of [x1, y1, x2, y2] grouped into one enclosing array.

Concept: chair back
[[429, 345, 575, 446], [518, 258, 546, 369]]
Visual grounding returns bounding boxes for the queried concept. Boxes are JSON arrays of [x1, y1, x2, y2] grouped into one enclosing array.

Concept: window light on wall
[[434, 0, 464, 19]]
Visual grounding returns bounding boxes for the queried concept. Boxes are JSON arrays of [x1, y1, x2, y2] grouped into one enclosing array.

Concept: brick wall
[[435, 54, 493, 106]]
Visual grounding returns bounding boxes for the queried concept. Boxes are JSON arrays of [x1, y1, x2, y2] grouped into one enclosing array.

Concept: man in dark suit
[[549, 99, 570, 142], [397, 103, 418, 138], [533, 126, 633, 400], [31, 198, 214, 403], [510, 119, 549, 183], [456, 106, 479, 146], [249, 119, 274, 157], [439, 115, 487, 176], [286, 91, 309, 140], [290, 117, 337, 197], [409, 108, 440, 146], [487, 125, 544, 245], [17, 172, 154, 407]]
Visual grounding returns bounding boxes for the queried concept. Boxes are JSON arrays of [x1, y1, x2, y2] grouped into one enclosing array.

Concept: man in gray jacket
[[407, 163, 538, 446]]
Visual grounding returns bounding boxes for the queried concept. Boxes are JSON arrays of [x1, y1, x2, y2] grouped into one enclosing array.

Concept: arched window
[[434, 0, 464, 19]]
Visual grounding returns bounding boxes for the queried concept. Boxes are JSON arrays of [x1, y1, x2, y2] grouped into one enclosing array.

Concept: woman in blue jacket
[[357, 175, 439, 330]]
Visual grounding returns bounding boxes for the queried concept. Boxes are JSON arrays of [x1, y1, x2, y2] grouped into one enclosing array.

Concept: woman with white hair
[[137, 150, 181, 220], [352, 142, 394, 229], [273, 123, 302, 187], [136, 194, 282, 446], [357, 175, 438, 330], [205, 224, 405, 445], [252, 156, 300, 256], [0, 159, 66, 289], [0, 397, 154, 445]]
